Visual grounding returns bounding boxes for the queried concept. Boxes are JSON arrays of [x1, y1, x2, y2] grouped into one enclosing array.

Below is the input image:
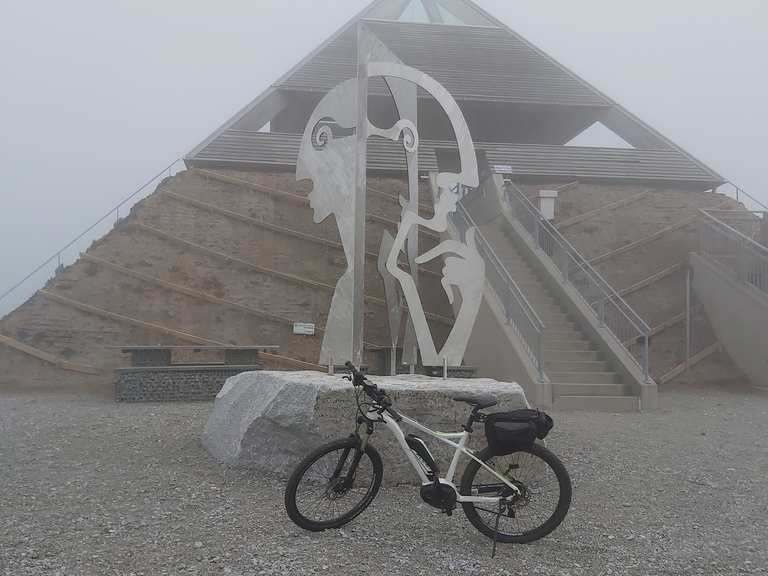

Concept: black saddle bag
[[484, 409, 554, 455]]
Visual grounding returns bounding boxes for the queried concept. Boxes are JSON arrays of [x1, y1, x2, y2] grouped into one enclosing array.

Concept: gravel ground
[[1, 381, 766, 576]]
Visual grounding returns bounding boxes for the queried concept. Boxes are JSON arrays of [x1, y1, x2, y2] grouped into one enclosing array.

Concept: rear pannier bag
[[485, 409, 554, 455]]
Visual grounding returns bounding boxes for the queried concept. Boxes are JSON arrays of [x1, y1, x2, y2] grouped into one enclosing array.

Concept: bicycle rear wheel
[[459, 443, 571, 543], [284, 437, 383, 531]]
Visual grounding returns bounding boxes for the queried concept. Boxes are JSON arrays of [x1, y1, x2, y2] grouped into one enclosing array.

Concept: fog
[[1, 0, 766, 314]]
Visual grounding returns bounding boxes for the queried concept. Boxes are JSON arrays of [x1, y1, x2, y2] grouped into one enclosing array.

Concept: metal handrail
[[450, 199, 546, 381], [700, 210, 768, 255], [502, 179, 652, 381], [699, 209, 768, 295], [0, 159, 184, 310], [701, 207, 766, 245], [457, 204, 545, 330], [723, 181, 768, 213]]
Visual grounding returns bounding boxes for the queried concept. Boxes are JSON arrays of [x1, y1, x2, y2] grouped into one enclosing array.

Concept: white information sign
[[293, 322, 316, 336]]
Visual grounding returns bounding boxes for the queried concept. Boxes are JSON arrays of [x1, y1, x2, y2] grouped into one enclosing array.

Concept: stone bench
[[202, 371, 528, 485]]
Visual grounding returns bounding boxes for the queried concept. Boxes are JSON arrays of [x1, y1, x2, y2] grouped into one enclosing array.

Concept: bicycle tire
[[459, 443, 571, 543], [284, 437, 383, 531]]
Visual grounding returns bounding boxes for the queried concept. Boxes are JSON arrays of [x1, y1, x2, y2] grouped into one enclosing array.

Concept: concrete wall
[[691, 253, 768, 387], [463, 289, 547, 407]]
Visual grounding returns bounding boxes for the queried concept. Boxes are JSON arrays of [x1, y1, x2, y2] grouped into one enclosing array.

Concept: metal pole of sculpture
[[352, 22, 371, 367]]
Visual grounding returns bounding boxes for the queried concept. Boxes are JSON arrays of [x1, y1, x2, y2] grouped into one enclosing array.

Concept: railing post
[[737, 238, 747, 283], [537, 331, 545, 383], [685, 267, 691, 372], [560, 247, 569, 282], [643, 334, 650, 383], [598, 299, 606, 326], [533, 217, 541, 250]]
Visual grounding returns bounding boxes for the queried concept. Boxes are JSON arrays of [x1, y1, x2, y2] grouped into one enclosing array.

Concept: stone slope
[[0, 169, 453, 389]]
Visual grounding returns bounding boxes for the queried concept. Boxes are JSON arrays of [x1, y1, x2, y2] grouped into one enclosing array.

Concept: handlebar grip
[[345, 361, 368, 385]]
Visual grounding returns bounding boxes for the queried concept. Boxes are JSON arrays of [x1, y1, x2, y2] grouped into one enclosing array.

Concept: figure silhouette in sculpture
[[385, 179, 484, 366]]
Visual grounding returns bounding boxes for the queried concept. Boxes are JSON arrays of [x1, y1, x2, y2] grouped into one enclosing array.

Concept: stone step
[[528, 299, 560, 311], [547, 371, 621, 384], [544, 339, 595, 351], [545, 360, 610, 373], [543, 329, 584, 339], [554, 395, 639, 412], [529, 301, 561, 313], [541, 319, 577, 331], [538, 310, 571, 320], [553, 382, 634, 397], [544, 349, 601, 362]]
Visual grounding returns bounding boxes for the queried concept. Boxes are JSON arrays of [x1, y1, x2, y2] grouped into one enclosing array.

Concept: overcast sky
[[1, 0, 766, 314]]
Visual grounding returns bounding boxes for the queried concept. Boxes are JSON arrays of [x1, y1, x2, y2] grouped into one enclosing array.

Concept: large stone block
[[202, 370, 528, 484]]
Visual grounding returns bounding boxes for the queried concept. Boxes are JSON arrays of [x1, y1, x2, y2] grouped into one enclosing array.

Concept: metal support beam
[[434, 0, 494, 26], [422, 0, 445, 23], [366, 0, 411, 20], [685, 267, 691, 372], [352, 23, 372, 366]]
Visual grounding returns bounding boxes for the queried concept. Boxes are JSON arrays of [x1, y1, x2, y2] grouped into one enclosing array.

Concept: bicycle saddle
[[452, 394, 497, 409]]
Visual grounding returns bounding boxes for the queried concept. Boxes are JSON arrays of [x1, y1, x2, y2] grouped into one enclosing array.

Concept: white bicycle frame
[[364, 407, 521, 502]]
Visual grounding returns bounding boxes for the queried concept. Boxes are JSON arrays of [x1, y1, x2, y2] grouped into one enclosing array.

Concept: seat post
[[463, 407, 481, 433]]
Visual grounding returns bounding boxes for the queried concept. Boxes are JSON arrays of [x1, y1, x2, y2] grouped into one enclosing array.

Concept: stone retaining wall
[[115, 365, 263, 402]]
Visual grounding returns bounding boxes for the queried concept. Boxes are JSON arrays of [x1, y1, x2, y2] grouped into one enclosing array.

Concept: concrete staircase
[[480, 219, 639, 411]]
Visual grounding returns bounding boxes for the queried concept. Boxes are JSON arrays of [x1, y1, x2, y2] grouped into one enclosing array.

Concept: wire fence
[[0, 159, 185, 317], [699, 210, 768, 296]]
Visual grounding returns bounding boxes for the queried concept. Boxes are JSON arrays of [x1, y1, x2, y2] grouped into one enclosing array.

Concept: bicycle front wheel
[[284, 437, 383, 531], [459, 443, 571, 543]]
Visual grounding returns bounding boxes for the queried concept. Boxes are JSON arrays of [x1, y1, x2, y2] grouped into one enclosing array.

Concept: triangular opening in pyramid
[[565, 121, 635, 149]]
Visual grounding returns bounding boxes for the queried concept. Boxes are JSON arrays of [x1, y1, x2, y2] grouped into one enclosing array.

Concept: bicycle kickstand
[[491, 499, 504, 558]]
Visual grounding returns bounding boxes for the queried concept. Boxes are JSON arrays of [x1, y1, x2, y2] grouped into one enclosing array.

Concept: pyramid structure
[[0, 0, 743, 400]]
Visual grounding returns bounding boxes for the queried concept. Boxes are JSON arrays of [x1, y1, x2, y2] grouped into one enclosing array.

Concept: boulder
[[202, 370, 528, 484]]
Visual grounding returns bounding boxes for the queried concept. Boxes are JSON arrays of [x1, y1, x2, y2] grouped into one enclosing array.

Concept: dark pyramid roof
[[191, 131, 720, 185], [186, 0, 723, 187], [277, 20, 609, 106]]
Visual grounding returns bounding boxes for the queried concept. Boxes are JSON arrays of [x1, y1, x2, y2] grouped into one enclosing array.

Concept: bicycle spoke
[[293, 445, 376, 525], [467, 448, 563, 538]]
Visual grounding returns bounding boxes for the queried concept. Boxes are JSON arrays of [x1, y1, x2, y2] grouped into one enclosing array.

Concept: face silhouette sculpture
[[296, 79, 358, 367]]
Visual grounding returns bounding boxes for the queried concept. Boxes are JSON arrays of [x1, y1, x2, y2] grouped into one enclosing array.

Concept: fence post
[[685, 267, 691, 372], [537, 331, 544, 383], [560, 248, 569, 282], [737, 238, 747, 283], [643, 334, 650, 383]]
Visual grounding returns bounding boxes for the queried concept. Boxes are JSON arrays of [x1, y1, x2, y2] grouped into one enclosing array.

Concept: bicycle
[[284, 362, 572, 550]]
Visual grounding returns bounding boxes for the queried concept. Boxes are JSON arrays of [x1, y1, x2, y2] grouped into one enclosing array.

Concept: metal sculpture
[[296, 80, 358, 367], [297, 23, 484, 370]]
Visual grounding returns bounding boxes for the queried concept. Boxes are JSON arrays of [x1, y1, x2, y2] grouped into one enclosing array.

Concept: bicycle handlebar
[[344, 361, 402, 422]]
